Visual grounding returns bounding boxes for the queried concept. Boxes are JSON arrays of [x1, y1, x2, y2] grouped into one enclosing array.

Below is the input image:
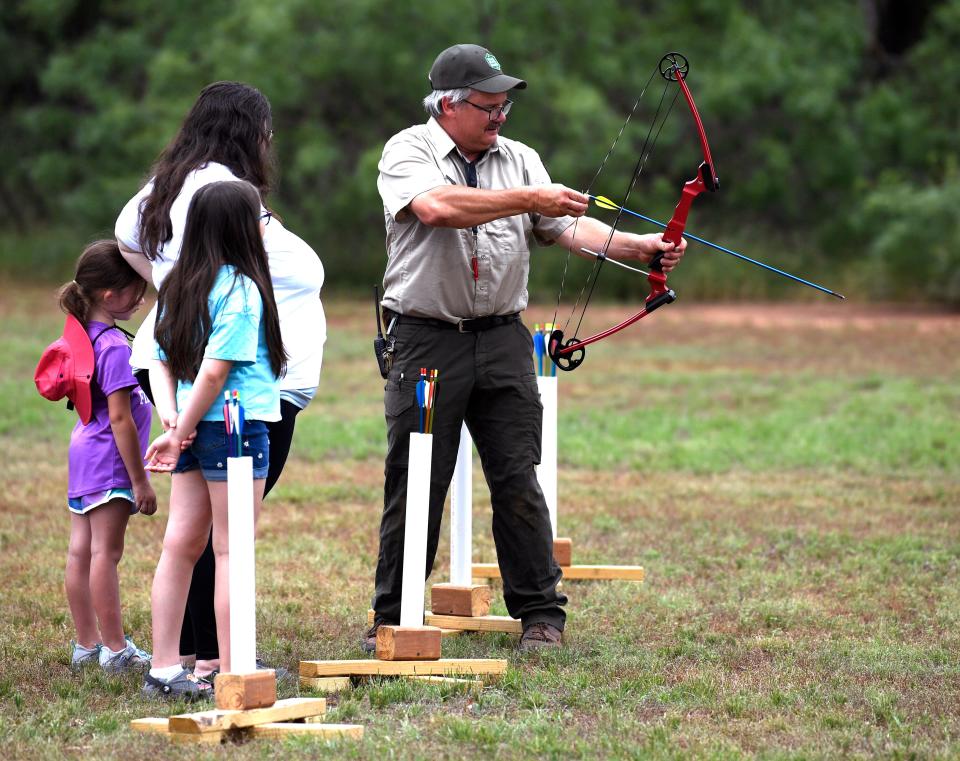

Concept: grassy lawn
[[1, 284, 958, 759]]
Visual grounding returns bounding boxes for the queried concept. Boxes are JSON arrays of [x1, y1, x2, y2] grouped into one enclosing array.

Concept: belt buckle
[[457, 319, 469, 333]]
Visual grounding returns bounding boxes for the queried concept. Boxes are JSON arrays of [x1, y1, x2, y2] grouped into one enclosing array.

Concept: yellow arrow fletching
[[593, 195, 622, 211]]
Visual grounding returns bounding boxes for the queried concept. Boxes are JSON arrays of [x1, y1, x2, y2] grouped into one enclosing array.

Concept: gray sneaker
[[124, 636, 152, 667], [142, 668, 212, 701], [255, 658, 295, 691], [99, 637, 151, 674], [70, 641, 101, 670]]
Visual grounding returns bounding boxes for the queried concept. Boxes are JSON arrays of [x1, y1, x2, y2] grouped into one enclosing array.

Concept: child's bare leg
[[151, 471, 212, 669], [209, 478, 264, 673], [66, 514, 98, 647], [87, 498, 131, 652]]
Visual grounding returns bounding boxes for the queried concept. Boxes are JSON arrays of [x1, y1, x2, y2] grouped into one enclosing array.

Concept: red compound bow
[[549, 52, 718, 371]]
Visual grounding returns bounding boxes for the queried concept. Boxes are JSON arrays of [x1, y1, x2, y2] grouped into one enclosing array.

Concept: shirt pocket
[[489, 250, 530, 313], [482, 214, 526, 245]]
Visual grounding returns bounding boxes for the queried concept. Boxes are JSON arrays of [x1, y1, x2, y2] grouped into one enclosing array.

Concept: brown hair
[[138, 81, 274, 260], [154, 181, 286, 382], [58, 240, 147, 324]]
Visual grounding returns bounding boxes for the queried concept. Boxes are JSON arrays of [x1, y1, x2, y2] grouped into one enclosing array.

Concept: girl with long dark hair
[[115, 81, 324, 682], [142, 181, 285, 699]]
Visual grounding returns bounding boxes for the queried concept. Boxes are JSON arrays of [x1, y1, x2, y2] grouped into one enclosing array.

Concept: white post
[[400, 432, 433, 627], [227, 456, 257, 674], [449, 423, 473, 586], [536, 375, 558, 539]]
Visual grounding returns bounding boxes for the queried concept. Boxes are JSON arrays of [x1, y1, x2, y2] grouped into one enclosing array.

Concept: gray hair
[[422, 87, 472, 118]]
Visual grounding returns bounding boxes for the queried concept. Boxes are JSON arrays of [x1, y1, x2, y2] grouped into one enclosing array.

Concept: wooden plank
[[472, 563, 645, 581], [409, 675, 481, 685], [167, 697, 326, 734], [132, 712, 360, 744], [130, 717, 170, 734], [300, 676, 353, 693], [214, 670, 277, 710], [424, 613, 522, 635], [300, 658, 508, 679], [251, 722, 364, 740], [376, 625, 442, 661], [365, 609, 461, 637], [170, 730, 225, 744], [430, 584, 492, 617], [409, 675, 483, 692], [553, 537, 573, 567]]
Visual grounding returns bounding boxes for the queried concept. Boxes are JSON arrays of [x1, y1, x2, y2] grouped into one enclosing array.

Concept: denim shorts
[[173, 420, 270, 482]]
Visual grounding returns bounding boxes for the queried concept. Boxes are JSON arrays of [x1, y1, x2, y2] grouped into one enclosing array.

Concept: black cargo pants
[[372, 315, 567, 630]]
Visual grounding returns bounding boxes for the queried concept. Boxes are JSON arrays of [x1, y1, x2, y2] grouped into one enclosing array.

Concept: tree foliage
[[1, 0, 957, 303]]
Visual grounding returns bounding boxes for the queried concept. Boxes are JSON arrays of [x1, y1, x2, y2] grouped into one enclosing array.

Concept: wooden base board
[[300, 674, 484, 693], [300, 658, 507, 679], [553, 537, 573, 566], [365, 609, 462, 637], [425, 613, 523, 635], [214, 670, 277, 710], [365, 608, 521, 635], [300, 676, 353, 693], [167, 696, 325, 734], [129, 697, 361, 744], [472, 562, 645, 581], [376, 625, 442, 661], [132, 716, 363, 744], [430, 583, 492, 616]]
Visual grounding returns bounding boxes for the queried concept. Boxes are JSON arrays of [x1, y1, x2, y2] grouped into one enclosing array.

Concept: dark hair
[[58, 240, 147, 324], [154, 181, 286, 383], [138, 81, 274, 260]]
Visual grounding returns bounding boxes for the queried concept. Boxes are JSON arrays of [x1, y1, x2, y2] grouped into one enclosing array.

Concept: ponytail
[[57, 279, 92, 323], [59, 241, 146, 325]]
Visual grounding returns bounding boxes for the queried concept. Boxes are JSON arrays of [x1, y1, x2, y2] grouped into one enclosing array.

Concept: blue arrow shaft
[[589, 195, 844, 299]]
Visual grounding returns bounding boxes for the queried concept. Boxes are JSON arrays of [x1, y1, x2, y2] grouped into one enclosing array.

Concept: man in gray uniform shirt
[[366, 44, 686, 651]]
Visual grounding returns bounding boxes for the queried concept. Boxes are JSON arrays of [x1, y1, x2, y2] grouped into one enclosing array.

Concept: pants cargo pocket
[[385, 378, 420, 469]]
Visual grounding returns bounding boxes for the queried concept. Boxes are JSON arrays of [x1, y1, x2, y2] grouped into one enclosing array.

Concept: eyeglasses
[[258, 211, 273, 226], [462, 99, 513, 121]]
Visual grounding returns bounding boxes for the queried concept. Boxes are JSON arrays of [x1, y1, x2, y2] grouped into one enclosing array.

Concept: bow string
[[547, 52, 845, 373], [549, 52, 711, 371]]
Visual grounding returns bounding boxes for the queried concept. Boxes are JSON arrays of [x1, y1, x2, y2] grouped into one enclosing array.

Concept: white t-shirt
[[115, 162, 326, 400]]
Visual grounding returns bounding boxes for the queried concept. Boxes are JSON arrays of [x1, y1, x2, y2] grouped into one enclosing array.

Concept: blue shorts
[[173, 420, 270, 482], [67, 488, 138, 515]]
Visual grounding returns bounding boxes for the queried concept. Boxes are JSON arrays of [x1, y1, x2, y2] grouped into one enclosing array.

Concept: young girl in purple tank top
[[56, 241, 156, 673]]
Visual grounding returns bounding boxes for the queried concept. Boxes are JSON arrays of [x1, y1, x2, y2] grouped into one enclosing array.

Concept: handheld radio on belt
[[373, 285, 396, 378]]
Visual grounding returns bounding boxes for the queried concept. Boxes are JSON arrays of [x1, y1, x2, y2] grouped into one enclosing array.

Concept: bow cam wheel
[[548, 329, 585, 372], [659, 52, 689, 81]]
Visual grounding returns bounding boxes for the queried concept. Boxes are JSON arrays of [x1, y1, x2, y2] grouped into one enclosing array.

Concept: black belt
[[385, 310, 520, 333]]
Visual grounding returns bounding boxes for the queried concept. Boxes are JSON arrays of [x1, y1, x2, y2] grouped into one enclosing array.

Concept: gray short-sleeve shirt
[[377, 117, 575, 322]]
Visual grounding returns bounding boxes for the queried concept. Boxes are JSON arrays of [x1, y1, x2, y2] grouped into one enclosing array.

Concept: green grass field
[[1, 285, 958, 759]]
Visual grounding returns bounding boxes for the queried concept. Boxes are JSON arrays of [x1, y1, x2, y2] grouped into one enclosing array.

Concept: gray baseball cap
[[429, 44, 527, 93]]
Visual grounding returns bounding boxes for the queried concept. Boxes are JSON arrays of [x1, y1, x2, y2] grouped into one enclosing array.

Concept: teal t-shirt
[[158, 265, 281, 423]]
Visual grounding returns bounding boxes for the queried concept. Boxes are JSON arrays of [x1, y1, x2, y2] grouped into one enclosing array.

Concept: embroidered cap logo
[[484, 53, 502, 71]]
